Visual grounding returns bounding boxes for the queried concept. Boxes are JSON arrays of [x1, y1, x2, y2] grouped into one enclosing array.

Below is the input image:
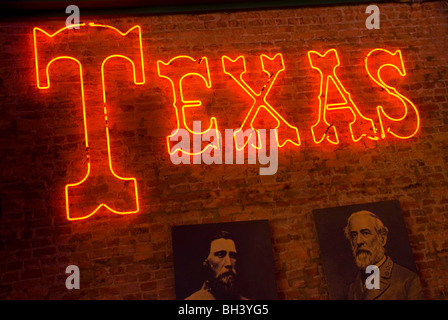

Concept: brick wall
[[0, 1, 447, 299]]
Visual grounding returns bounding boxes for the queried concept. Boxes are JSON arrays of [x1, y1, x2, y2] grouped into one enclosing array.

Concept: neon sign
[[308, 49, 379, 144], [34, 23, 144, 221], [365, 48, 420, 140], [222, 53, 301, 150], [157, 55, 220, 156], [33, 23, 420, 221]]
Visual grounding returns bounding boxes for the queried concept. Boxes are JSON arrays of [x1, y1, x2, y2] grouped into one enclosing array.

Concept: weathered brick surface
[[0, 2, 447, 299]]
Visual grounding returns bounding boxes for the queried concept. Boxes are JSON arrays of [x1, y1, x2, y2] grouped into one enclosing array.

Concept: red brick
[[21, 269, 42, 280]]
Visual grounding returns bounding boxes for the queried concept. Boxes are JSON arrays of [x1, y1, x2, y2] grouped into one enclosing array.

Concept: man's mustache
[[355, 248, 371, 256], [218, 270, 236, 280]]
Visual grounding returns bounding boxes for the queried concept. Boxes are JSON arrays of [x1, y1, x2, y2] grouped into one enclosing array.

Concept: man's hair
[[200, 229, 236, 261], [209, 230, 234, 245], [343, 210, 389, 241]]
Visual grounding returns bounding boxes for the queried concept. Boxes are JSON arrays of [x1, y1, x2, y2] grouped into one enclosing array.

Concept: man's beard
[[205, 267, 239, 299], [353, 241, 385, 270]]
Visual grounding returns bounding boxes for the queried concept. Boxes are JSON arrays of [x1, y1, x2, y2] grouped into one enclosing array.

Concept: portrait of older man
[[313, 200, 424, 300], [344, 210, 423, 300]]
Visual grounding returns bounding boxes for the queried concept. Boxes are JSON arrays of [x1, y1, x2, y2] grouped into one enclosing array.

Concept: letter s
[[365, 49, 420, 140]]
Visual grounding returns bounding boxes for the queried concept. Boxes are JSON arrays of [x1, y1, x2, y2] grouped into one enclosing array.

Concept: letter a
[[308, 49, 378, 144], [365, 5, 380, 30], [65, 5, 80, 29], [365, 265, 380, 290], [65, 265, 80, 290]]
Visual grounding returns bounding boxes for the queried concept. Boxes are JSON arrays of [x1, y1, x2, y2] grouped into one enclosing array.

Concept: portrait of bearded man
[[344, 210, 423, 300], [172, 220, 278, 300], [313, 200, 424, 300], [185, 230, 248, 300]]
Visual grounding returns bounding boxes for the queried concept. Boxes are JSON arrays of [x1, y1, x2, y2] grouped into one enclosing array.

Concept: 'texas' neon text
[[33, 23, 420, 220]]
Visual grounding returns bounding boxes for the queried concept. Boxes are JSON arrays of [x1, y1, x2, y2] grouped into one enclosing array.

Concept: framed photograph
[[313, 200, 423, 300], [171, 219, 278, 300]]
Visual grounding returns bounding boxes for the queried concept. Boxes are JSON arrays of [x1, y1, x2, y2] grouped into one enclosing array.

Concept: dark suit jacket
[[348, 256, 423, 300]]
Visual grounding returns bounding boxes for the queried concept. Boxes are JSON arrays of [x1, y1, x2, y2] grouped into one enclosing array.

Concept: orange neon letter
[[222, 53, 300, 151], [308, 49, 378, 144], [157, 56, 219, 156], [365, 49, 420, 140], [33, 23, 145, 221]]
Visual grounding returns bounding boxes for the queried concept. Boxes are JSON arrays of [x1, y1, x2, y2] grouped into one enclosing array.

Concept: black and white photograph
[[171, 219, 278, 300], [313, 200, 423, 300]]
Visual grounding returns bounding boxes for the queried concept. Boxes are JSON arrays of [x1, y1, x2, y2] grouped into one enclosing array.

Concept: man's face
[[348, 214, 386, 270], [206, 238, 237, 285]]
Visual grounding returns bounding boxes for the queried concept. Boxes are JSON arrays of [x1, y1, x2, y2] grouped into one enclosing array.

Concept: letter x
[[222, 53, 300, 150]]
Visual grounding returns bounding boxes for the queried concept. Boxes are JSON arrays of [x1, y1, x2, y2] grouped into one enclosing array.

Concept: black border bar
[[0, 0, 393, 18]]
